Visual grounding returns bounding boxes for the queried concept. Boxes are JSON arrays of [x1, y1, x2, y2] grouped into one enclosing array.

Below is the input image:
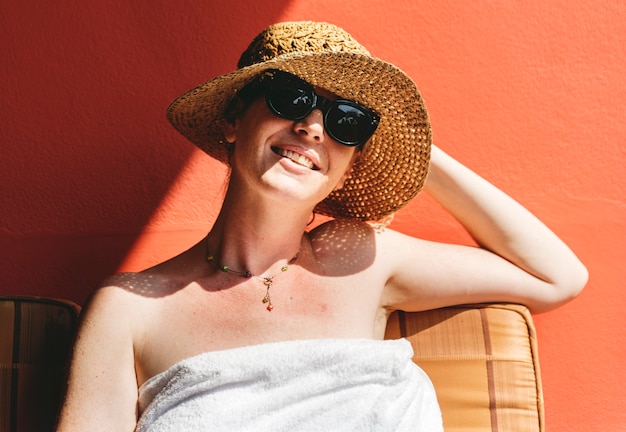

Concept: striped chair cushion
[[386, 304, 544, 432]]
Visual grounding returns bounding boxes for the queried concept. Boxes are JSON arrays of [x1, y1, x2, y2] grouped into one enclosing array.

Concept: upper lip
[[272, 145, 321, 170]]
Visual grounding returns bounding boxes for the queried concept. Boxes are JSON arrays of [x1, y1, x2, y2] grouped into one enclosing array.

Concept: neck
[[206, 182, 313, 276]]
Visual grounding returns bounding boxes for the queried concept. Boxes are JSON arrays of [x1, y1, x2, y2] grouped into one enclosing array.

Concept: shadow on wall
[[0, 2, 291, 304]]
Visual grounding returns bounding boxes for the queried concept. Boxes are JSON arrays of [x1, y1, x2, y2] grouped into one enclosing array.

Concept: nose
[[293, 109, 325, 143]]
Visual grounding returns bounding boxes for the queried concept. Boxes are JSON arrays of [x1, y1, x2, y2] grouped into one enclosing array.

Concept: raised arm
[[382, 145, 588, 313], [57, 286, 139, 431]]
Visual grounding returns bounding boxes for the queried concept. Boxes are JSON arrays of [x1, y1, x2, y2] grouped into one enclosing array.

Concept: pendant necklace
[[206, 243, 299, 312]]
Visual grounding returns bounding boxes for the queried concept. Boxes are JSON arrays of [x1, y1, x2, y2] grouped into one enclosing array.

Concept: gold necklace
[[206, 246, 299, 312]]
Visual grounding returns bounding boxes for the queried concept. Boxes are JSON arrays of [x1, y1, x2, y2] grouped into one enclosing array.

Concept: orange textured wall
[[1, 1, 624, 430]]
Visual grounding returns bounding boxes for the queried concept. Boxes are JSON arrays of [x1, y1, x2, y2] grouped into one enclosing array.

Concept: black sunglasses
[[259, 69, 380, 147]]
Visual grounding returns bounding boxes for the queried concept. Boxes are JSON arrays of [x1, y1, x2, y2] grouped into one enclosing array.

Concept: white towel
[[135, 338, 442, 431]]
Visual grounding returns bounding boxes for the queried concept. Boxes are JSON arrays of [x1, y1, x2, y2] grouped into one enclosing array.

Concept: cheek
[[330, 148, 359, 189], [334, 147, 358, 171], [235, 100, 289, 143], [223, 99, 267, 140]]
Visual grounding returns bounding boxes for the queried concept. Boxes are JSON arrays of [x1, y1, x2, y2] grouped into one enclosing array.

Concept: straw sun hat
[[167, 21, 431, 221]]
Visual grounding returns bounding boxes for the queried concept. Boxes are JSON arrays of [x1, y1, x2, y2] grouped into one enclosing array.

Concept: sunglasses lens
[[326, 103, 377, 146], [266, 77, 315, 120]]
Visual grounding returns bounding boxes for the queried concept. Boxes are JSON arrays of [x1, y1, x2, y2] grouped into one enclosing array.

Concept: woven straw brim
[[166, 51, 431, 221]]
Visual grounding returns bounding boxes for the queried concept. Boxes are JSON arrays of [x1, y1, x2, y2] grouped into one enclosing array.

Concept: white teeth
[[277, 148, 315, 169]]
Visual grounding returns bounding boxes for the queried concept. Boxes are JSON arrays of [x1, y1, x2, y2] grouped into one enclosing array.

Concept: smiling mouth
[[273, 147, 319, 170]]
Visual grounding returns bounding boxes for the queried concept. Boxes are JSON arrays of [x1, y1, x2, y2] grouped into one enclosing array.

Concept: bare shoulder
[[100, 270, 186, 299], [307, 219, 423, 270], [80, 274, 156, 326], [82, 276, 140, 326], [72, 271, 186, 378], [57, 276, 150, 431], [74, 274, 159, 364], [307, 219, 379, 272], [78, 269, 195, 341]]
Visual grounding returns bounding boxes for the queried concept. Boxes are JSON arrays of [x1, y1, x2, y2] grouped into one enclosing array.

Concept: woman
[[57, 21, 587, 431]]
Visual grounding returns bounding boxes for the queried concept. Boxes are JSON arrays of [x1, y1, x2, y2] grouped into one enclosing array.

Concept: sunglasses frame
[[260, 69, 380, 147]]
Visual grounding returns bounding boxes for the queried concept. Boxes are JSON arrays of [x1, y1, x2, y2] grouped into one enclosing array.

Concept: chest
[[135, 268, 388, 386]]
